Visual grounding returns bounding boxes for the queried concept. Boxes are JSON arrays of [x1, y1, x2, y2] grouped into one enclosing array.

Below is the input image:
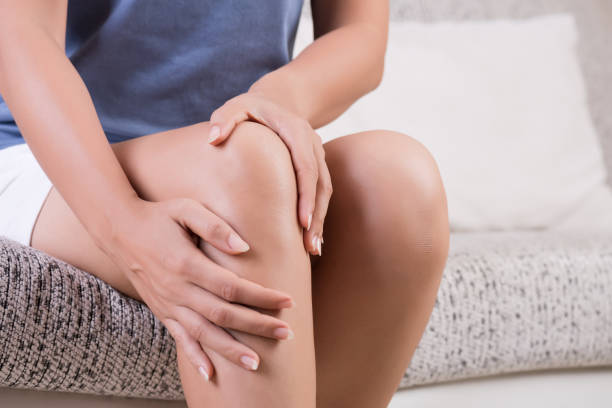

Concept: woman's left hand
[[207, 92, 332, 256]]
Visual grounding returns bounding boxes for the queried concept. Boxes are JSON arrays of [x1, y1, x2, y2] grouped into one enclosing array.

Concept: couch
[[2, 0, 611, 406]]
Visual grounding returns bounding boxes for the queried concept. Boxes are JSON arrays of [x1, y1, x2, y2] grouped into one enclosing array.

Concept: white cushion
[[294, 14, 612, 231]]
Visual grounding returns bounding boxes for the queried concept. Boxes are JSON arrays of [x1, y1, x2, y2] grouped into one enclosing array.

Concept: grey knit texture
[[0, 237, 182, 400], [2, 229, 611, 398], [400, 229, 612, 387]]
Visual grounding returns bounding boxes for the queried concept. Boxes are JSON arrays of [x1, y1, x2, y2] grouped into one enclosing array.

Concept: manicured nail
[[307, 213, 313, 230], [311, 235, 318, 253], [240, 355, 259, 371], [228, 232, 250, 252], [208, 125, 221, 143], [199, 366, 210, 382], [273, 327, 295, 340], [279, 297, 295, 308], [317, 236, 322, 256]]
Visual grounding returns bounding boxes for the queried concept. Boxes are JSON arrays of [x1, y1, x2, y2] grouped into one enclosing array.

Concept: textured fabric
[[0, 236, 182, 399], [401, 229, 612, 388], [1, 229, 611, 398], [0, 0, 304, 150]]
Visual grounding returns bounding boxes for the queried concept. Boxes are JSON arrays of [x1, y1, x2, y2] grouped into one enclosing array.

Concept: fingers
[[168, 198, 251, 255], [207, 100, 249, 145], [164, 318, 214, 381], [184, 283, 295, 340], [291, 130, 319, 231], [304, 139, 333, 256], [172, 305, 262, 372], [256, 108, 318, 231], [209, 95, 319, 231], [182, 245, 295, 310]]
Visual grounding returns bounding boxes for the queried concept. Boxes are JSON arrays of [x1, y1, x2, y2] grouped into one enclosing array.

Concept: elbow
[[371, 58, 385, 91], [363, 55, 385, 94], [362, 24, 387, 93]]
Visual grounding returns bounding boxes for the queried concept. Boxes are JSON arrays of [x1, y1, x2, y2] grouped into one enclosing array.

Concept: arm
[[0, 0, 294, 379], [0, 0, 138, 240], [249, 0, 389, 129], [208, 0, 389, 254]]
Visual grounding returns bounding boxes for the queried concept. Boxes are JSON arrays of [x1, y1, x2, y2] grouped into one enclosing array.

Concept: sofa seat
[[401, 228, 612, 388], [1, 228, 610, 400]]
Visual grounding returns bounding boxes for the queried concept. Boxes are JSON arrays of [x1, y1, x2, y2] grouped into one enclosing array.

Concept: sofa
[[2, 0, 611, 406]]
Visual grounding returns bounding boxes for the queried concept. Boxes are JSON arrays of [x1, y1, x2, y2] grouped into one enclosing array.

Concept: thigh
[[31, 123, 203, 300], [30, 120, 268, 300], [31, 121, 317, 406], [31, 184, 140, 298]]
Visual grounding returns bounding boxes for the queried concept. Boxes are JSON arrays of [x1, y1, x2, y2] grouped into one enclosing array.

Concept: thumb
[[208, 105, 248, 146]]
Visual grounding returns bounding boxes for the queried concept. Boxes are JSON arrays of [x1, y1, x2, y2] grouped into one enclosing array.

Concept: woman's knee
[[214, 120, 298, 209], [111, 120, 306, 276], [198, 121, 300, 240], [326, 130, 449, 284], [126, 120, 299, 233]]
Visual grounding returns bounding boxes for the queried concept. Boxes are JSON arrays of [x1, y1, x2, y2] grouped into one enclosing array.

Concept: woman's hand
[[207, 92, 333, 255], [96, 197, 296, 381]]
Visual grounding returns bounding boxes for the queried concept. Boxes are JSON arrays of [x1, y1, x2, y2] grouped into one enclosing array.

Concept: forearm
[[249, 17, 387, 129], [0, 21, 138, 243]]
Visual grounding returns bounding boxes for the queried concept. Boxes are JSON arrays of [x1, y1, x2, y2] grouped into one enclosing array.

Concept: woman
[[0, 0, 449, 407]]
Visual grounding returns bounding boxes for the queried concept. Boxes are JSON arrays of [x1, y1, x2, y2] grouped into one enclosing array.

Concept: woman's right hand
[[95, 196, 295, 381]]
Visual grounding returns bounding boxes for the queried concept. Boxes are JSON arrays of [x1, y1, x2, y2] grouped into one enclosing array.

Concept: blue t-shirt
[[0, 0, 303, 150]]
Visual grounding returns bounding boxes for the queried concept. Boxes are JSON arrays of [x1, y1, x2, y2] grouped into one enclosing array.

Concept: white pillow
[[293, 14, 612, 231]]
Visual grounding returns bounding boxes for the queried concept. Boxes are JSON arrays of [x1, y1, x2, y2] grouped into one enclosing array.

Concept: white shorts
[[0, 143, 53, 247]]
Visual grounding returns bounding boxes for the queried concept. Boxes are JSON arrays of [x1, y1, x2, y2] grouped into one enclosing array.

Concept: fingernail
[[273, 327, 295, 340], [240, 355, 259, 371], [199, 366, 210, 382], [307, 213, 313, 230], [228, 232, 250, 252], [208, 125, 221, 143], [317, 236, 322, 256], [311, 235, 318, 253], [279, 297, 295, 308]]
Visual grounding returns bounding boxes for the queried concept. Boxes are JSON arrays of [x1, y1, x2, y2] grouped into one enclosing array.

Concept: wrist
[[87, 192, 143, 250], [248, 68, 308, 120]]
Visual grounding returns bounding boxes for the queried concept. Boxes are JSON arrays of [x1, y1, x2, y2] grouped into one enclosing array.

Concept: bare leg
[[312, 130, 449, 408], [30, 123, 448, 407], [30, 121, 316, 407]]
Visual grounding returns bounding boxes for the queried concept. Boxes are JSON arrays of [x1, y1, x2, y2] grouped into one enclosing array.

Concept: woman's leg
[[312, 130, 449, 408], [30, 121, 316, 408]]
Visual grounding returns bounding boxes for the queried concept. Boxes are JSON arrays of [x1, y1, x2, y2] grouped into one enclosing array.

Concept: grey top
[[0, 0, 304, 149]]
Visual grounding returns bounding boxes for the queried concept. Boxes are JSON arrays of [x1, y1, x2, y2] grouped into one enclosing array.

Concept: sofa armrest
[[0, 236, 184, 400]]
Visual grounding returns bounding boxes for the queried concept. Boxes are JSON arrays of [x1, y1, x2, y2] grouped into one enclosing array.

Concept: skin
[[0, 0, 450, 407]]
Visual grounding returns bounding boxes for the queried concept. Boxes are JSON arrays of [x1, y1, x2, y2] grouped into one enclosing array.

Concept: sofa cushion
[[298, 13, 611, 231], [2, 230, 611, 397], [0, 237, 183, 400], [385, 0, 612, 187], [401, 229, 612, 387]]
